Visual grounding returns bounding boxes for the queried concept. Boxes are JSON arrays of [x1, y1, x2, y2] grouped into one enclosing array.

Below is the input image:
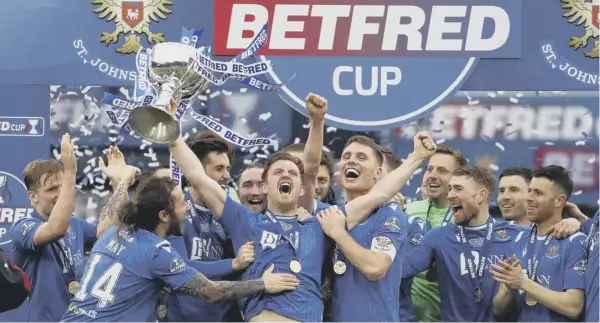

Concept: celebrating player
[[497, 167, 533, 226], [403, 144, 468, 322], [237, 162, 267, 213], [10, 134, 98, 321], [60, 175, 299, 322], [320, 140, 433, 322], [490, 165, 586, 321], [402, 165, 525, 321], [584, 210, 599, 321]]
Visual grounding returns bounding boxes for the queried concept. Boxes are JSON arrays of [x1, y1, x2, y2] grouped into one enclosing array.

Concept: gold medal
[[525, 293, 537, 306], [333, 260, 347, 275], [290, 260, 302, 273], [68, 281, 80, 295]]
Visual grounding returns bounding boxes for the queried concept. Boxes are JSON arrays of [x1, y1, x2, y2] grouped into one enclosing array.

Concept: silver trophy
[[128, 42, 211, 144]]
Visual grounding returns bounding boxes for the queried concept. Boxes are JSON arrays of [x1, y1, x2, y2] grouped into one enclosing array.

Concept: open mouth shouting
[[278, 181, 293, 195], [344, 168, 360, 182], [450, 203, 464, 216]]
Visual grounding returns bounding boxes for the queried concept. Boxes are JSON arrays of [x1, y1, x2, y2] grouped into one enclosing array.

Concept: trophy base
[[128, 105, 181, 144]]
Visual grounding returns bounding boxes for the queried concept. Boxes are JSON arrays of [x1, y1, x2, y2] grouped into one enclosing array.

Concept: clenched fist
[[413, 131, 436, 160], [233, 241, 255, 271], [306, 93, 327, 120]]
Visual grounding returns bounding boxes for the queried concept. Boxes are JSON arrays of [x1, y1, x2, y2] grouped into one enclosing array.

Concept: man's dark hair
[[119, 177, 177, 233], [435, 144, 468, 168], [499, 167, 533, 184], [378, 145, 402, 171], [262, 152, 304, 183], [532, 165, 574, 199], [453, 165, 496, 195], [320, 151, 335, 177], [344, 135, 384, 166], [185, 130, 234, 165], [238, 162, 265, 184]]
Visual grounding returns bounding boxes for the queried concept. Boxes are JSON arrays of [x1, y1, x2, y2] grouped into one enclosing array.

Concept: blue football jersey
[[584, 211, 599, 322], [10, 211, 97, 322], [166, 199, 235, 322], [512, 229, 587, 322], [330, 202, 408, 322], [399, 215, 426, 322], [60, 227, 196, 322], [403, 219, 525, 321], [218, 196, 330, 322]]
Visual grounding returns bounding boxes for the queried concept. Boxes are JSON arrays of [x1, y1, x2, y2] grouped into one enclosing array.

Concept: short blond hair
[[23, 159, 64, 190]]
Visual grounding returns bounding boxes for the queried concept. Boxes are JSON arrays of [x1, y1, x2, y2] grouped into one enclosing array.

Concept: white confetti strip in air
[[259, 112, 272, 121], [572, 190, 582, 196], [435, 139, 446, 144], [489, 164, 499, 171], [487, 92, 497, 98], [544, 142, 555, 146], [86, 197, 98, 209], [588, 155, 596, 164], [148, 162, 160, 168], [326, 127, 337, 133], [575, 140, 586, 146], [256, 154, 268, 159], [495, 142, 505, 151], [468, 100, 480, 105]]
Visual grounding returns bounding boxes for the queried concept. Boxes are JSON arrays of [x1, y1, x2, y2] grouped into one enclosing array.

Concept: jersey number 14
[[74, 254, 124, 308]]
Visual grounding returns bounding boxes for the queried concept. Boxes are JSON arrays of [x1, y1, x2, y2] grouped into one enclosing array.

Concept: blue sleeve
[[217, 196, 258, 252], [79, 219, 98, 246], [407, 216, 425, 250], [10, 218, 42, 250], [185, 259, 234, 280], [151, 243, 197, 290], [581, 211, 598, 234], [370, 212, 407, 262], [402, 228, 438, 278], [563, 234, 587, 290], [313, 200, 331, 215]]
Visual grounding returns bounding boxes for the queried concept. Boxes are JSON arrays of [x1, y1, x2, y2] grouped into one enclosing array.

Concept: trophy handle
[[128, 81, 182, 144]]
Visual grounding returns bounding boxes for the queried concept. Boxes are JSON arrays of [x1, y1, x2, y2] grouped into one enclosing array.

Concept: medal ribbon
[[525, 225, 553, 281], [264, 210, 300, 258], [457, 218, 495, 302]]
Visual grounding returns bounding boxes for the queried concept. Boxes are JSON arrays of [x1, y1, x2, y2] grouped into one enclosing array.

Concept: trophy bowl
[[128, 42, 211, 144]]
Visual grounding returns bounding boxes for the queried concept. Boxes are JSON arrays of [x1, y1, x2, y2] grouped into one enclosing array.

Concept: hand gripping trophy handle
[[128, 79, 181, 144]]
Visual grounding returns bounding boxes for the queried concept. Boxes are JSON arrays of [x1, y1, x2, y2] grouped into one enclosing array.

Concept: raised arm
[[31, 134, 77, 247], [96, 146, 140, 237], [299, 93, 327, 213], [345, 132, 436, 229], [178, 264, 299, 303]]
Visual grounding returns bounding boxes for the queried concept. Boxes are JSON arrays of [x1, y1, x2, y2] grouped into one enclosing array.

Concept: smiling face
[[447, 175, 483, 225], [339, 141, 382, 195], [263, 153, 305, 211], [424, 153, 459, 201], [526, 177, 563, 223], [498, 175, 529, 221], [238, 166, 266, 212]]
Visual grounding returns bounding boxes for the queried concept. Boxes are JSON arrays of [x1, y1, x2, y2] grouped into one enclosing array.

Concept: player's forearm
[[332, 230, 386, 281], [47, 170, 76, 234], [521, 279, 584, 319], [492, 285, 516, 317], [179, 273, 264, 303], [303, 118, 324, 177], [169, 138, 226, 216], [97, 180, 130, 238]]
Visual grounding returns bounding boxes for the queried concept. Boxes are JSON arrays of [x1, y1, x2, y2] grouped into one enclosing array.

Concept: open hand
[[99, 146, 140, 186], [60, 133, 77, 173], [261, 264, 300, 293]]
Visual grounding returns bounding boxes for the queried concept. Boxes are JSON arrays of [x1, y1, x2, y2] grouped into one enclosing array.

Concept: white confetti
[[302, 123, 310, 129], [95, 177, 106, 185], [74, 150, 83, 157], [572, 190, 582, 196], [87, 158, 96, 167], [209, 91, 221, 99], [494, 142, 505, 151], [326, 127, 337, 133], [52, 149, 60, 160], [238, 117, 247, 124], [588, 155, 596, 164], [487, 92, 497, 98], [84, 149, 94, 156], [294, 137, 301, 144], [575, 140, 586, 146], [544, 142, 555, 146], [256, 154, 268, 159], [86, 173, 94, 183], [489, 164, 499, 171], [148, 162, 160, 168], [249, 146, 260, 154], [240, 88, 248, 93], [83, 165, 92, 174], [468, 100, 480, 105], [435, 139, 446, 144], [259, 112, 272, 121], [86, 197, 98, 210]]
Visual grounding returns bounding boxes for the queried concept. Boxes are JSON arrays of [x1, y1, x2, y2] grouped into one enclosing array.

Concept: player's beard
[[166, 215, 183, 236]]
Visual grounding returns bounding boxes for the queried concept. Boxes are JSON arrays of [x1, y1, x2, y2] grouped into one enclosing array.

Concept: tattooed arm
[[178, 264, 300, 302], [178, 272, 265, 303], [96, 181, 130, 238]]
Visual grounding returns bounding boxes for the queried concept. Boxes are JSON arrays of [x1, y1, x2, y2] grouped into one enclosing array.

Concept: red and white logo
[[122, 1, 144, 29]]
